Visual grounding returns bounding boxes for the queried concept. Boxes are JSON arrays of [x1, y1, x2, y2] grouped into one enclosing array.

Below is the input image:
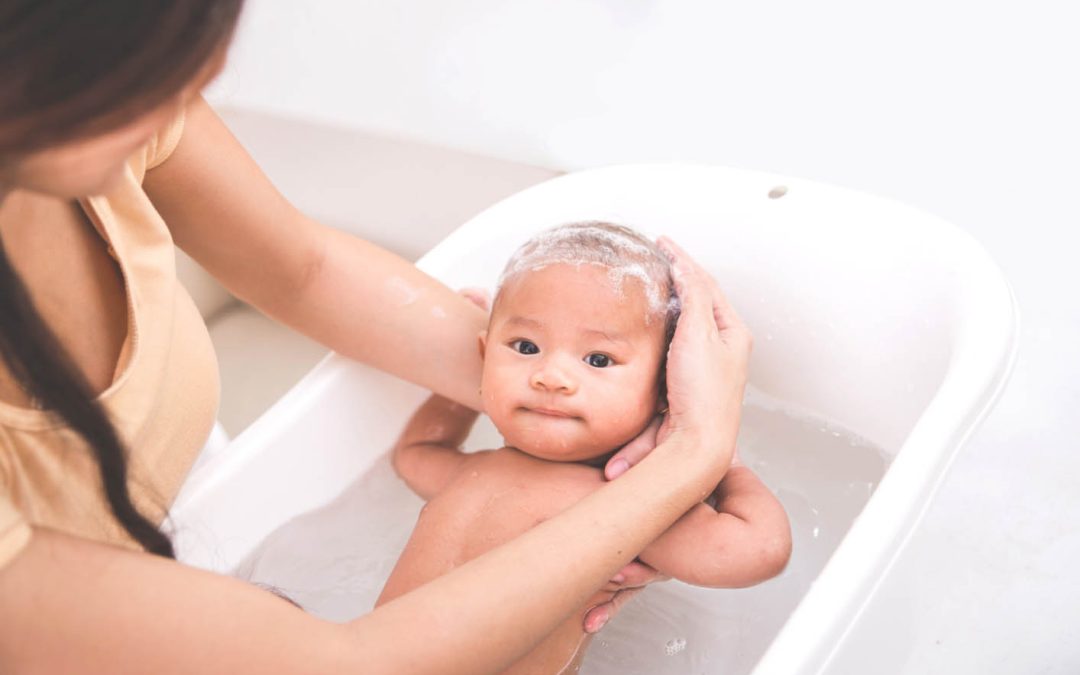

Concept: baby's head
[[479, 222, 679, 462]]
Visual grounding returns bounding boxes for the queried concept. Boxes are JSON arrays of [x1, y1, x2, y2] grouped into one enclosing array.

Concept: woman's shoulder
[[126, 108, 187, 183]]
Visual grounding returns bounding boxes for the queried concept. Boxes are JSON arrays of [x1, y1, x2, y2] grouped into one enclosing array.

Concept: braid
[[0, 238, 173, 557]]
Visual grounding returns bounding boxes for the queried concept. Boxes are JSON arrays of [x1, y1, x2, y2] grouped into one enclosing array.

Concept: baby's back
[[377, 447, 616, 674]]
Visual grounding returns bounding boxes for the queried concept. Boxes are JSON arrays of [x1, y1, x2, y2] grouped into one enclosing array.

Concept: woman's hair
[[0, 0, 245, 557], [0, 1, 244, 153]]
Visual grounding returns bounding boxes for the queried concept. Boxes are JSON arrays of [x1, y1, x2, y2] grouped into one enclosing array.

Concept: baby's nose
[[530, 357, 578, 394]]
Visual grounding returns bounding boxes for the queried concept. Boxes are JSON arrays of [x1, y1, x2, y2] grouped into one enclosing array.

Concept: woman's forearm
[[0, 433, 729, 675], [271, 224, 488, 410], [357, 432, 731, 674], [146, 99, 487, 411]]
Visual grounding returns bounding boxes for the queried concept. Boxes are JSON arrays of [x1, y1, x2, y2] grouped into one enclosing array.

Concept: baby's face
[[481, 263, 666, 462]]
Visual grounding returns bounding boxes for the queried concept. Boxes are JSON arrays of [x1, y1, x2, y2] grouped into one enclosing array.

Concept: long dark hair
[[0, 0, 245, 557]]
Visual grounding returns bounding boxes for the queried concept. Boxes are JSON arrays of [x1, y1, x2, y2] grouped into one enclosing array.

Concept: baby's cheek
[[615, 389, 661, 436]]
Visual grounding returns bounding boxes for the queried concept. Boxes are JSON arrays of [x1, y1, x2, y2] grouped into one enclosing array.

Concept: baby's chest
[[428, 455, 604, 559]]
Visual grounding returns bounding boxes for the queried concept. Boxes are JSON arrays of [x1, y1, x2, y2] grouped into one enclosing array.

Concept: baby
[[376, 222, 791, 674]]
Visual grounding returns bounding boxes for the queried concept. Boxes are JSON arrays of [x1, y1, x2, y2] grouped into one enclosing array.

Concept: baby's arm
[[391, 394, 480, 500], [637, 462, 792, 588]]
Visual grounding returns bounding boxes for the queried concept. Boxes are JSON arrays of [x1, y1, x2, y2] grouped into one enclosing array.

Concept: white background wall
[[208, 1, 1080, 672]]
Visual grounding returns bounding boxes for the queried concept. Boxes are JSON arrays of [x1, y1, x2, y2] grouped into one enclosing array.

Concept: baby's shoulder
[[466, 446, 604, 483], [439, 446, 605, 510]]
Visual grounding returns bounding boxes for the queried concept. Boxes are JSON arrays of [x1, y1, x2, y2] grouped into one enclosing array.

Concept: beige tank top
[[0, 112, 221, 567]]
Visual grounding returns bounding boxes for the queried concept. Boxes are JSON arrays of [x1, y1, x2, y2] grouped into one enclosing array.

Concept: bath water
[[235, 391, 887, 674]]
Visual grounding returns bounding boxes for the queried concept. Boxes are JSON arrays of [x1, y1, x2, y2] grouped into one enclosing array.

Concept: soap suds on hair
[[497, 221, 681, 327]]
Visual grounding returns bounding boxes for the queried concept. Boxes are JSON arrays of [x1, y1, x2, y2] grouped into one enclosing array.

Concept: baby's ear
[[478, 330, 488, 359]]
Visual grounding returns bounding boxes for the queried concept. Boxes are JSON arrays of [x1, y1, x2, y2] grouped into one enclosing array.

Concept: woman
[[0, 2, 752, 673]]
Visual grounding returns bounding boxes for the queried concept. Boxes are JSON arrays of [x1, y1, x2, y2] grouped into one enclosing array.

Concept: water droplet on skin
[[386, 276, 421, 306], [431, 306, 447, 319]]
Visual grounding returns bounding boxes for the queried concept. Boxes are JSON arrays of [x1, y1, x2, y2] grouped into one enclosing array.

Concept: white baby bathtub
[[170, 164, 1016, 674]]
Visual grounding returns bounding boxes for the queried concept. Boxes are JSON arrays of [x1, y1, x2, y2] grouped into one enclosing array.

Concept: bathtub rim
[[413, 163, 1020, 673], [171, 162, 1019, 673]]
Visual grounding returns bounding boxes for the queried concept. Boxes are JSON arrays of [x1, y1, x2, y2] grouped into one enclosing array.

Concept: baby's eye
[[585, 353, 612, 368], [511, 340, 540, 355]]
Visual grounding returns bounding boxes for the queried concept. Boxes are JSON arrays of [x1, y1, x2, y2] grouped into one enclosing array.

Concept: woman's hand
[[658, 235, 752, 477], [582, 561, 669, 633], [589, 237, 752, 631], [604, 237, 752, 479]]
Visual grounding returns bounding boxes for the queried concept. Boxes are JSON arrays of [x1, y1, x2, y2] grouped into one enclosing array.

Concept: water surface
[[237, 394, 887, 674]]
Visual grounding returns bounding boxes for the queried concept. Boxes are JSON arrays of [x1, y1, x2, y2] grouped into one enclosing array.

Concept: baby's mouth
[[523, 406, 579, 419]]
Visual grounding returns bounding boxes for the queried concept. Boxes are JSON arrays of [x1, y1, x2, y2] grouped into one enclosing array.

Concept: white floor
[[191, 109, 1080, 673]]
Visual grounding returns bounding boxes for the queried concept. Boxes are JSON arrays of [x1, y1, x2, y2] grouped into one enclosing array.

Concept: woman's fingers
[[604, 414, 663, 480], [657, 237, 717, 339], [458, 287, 491, 312], [653, 236, 751, 467], [658, 234, 751, 354], [612, 560, 668, 587], [658, 236, 744, 336], [583, 562, 668, 633]]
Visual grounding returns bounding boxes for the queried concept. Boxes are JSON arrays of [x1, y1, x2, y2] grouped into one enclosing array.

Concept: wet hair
[[496, 221, 680, 343], [0, 0, 245, 558]]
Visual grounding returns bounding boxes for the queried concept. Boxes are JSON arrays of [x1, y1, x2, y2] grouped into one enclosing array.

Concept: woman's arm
[[637, 465, 792, 588], [391, 290, 490, 498], [0, 436, 726, 674], [144, 96, 487, 410], [0, 230, 748, 673]]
